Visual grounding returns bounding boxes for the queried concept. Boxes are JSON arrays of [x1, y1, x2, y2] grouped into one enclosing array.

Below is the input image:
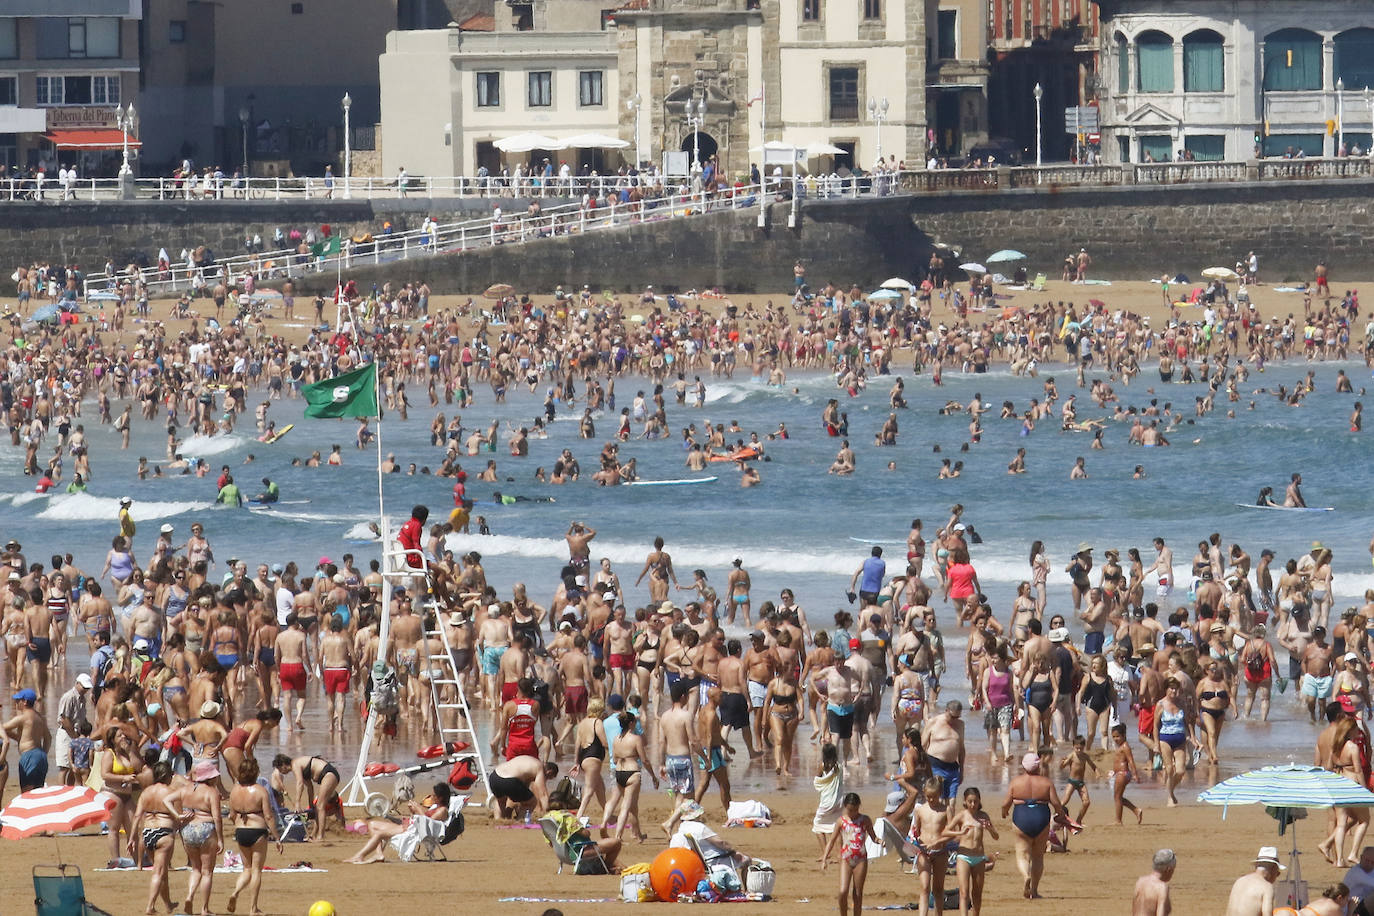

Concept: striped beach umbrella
[[1198, 764, 1374, 811], [0, 785, 117, 840]]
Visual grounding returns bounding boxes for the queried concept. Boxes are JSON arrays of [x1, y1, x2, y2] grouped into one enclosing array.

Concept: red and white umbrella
[[1, 785, 117, 840]]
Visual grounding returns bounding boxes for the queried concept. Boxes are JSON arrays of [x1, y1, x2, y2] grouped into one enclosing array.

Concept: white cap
[[119, 496, 133, 506], [75, 673, 93, 689], [1049, 627, 1068, 642], [160, 523, 174, 533]]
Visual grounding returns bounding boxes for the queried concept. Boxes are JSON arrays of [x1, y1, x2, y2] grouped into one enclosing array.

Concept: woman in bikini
[[572, 697, 610, 824], [170, 761, 224, 916], [891, 657, 926, 759], [821, 792, 878, 916], [209, 611, 243, 709], [3, 601, 28, 690], [1009, 583, 1036, 643], [1028, 540, 1050, 619], [940, 787, 999, 916], [610, 711, 658, 841], [1195, 661, 1230, 765], [221, 709, 283, 788], [130, 760, 180, 916], [762, 668, 802, 777], [100, 727, 145, 867], [227, 757, 282, 916], [631, 615, 660, 709], [275, 754, 342, 842], [801, 630, 837, 737]]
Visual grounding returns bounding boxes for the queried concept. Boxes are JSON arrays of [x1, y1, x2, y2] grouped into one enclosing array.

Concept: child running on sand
[[909, 776, 952, 916], [940, 787, 999, 916], [1111, 724, 1144, 825], [1059, 734, 1099, 823], [821, 792, 878, 916]]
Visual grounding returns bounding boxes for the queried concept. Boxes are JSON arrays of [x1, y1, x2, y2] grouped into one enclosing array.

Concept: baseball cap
[[270, 563, 284, 574], [75, 674, 93, 689], [559, 620, 573, 631], [12, 687, 36, 702], [848, 637, 861, 650], [133, 637, 150, 651], [119, 496, 133, 506], [318, 556, 333, 567]]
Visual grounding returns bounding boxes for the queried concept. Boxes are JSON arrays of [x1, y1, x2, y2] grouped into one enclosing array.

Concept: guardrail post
[[1121, 164, 1136, 184], [274, 178, 281, 200]]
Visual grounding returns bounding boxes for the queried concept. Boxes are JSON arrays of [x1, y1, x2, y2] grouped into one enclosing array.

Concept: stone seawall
[[3, 179, 1370, 293]]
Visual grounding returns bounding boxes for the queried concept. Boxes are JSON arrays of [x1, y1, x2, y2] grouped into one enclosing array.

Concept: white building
[[1097, 0, 1374, 162], [379, 0, 937, 180]]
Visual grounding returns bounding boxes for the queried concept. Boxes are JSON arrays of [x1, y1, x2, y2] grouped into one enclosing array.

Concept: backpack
[[1246, 648, 1266, 677]]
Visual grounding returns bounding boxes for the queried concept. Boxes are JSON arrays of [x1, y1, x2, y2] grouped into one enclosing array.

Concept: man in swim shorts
[[3, 689, 51, 790], [923, 701, 966, 800], [1300, 626, 1335, 722]]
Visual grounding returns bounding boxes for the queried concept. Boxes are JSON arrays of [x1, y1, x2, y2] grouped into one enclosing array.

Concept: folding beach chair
[[33, 865, 111, 916], [1030, 273, 1047, 291], [538, 814, 608, 875]]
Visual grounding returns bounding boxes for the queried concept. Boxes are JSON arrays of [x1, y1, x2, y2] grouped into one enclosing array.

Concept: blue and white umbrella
[[1197, 763, 1374, 906], [1198, 764, 1374, 812], [986, 249, 1028, 263], [867, 289, 904, 301]]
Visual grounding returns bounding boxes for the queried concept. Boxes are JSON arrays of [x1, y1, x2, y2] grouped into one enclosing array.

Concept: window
[[1267, 133, 1324, 157], [863, 0, 881, 20], [169, 20, 187, 43], [527, 71, 552, 107], [937, 10, 958, 60], [37, 19, 68, 58], [1135, 31, 1173, 93], [1263, 28, 1321, 91], [476, 71, 500, 107], [828, 66, 859, 120], [1334, 28, 1374, 91], [802, 0, 820, 22], [67, 18, 120, 58], [0, 77, 15, 107], [1182, 30, 1223, 92], [1138, 134, 1172, 162], [1115, 34, 1129, 92], [0, 19, 15, 59], [35, 75, 119, 106], [578, 70, 604, 107], [1183, 135, 1225, 161]]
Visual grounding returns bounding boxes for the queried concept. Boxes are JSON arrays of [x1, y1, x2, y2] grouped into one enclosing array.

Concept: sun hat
[[1022, 752, 1041, 773], [192, 761, 220, 783], [200, 700, 222, 719]]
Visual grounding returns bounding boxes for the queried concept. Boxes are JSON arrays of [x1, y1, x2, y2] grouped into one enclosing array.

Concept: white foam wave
[[443, 532, 862, 576], [36, 493, 213, 522], [343, 522, 383, 541], [179, 433, 248, 457], [255, 509, 377, 524], [12, 492, 51, 507]]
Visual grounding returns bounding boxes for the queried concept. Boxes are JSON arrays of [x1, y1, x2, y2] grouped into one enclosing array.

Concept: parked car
[[964, 138, 1024, 166]]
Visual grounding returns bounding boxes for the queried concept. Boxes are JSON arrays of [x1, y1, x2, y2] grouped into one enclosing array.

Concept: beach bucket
[[620, 872, 655, 902], [745, 864, 776, 896]]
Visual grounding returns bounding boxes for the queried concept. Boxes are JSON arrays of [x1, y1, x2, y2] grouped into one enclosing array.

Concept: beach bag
[[745, 864, 776, 896]]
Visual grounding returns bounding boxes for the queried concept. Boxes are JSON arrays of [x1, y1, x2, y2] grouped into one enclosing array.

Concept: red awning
[[42, 129, 141, 150]]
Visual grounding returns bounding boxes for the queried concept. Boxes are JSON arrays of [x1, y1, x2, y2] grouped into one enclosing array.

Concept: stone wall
[[4, 178, 1372, 292]]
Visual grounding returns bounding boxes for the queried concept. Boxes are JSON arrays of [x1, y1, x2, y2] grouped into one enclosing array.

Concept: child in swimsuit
[[939, 787, 999, 916], [909, 777, 953, 916], [1110, 724, 1144, 825], [1058, 735, 1098, 824], [821, 792, 877, 916]]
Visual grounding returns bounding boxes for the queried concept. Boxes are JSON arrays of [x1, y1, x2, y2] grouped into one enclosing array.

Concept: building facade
[[379, 0, 936, 179], [1096, 0, 1374, 163], [0, 0, 142, 173], [139, 0, 399, 175]]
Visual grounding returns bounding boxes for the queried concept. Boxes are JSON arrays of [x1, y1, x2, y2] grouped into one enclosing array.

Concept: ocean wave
[[12, 492, 51, 507], [179, 433, 249, 458], [36, 493, 213, 522]]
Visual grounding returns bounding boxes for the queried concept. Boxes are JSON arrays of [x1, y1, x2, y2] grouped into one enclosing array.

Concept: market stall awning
[[43, 129, 140, 150]]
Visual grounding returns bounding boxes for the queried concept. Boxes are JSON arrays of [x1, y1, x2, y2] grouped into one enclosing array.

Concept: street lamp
[[867, 96, 890, 164], [238, 105, 250, 174], [116, 102, 136, 177], [1366, 87, 1373, 155], [626, 93, 643, 169], [341, 91, 352, 198], [1336, 77, 1344, 156], [1033, 82, 1044, 168], [684, 96, 706, 173]]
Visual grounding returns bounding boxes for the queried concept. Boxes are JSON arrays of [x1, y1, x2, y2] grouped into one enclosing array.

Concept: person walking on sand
[[1131, 848, 1176, 916], [821, 791, 878, 916]]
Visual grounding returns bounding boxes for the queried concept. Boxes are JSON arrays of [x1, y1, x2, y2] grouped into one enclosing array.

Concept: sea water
[[2, 360, 1368, 797]]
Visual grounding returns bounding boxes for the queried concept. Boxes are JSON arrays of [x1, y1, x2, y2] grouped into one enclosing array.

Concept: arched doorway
[[680, 131, 718, 167]]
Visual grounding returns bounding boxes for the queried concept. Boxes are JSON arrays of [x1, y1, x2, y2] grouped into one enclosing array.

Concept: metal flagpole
[[757, 84, 767, 228], [344, 360, 389, 805]]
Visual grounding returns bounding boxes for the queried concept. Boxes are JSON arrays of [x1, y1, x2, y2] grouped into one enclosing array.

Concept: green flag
[[302, 364, 378, 418]]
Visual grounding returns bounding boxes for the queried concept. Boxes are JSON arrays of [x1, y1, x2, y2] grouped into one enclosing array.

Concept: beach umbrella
[[986, 249, 1027, 263], [1202, 267, 1240, 282], [1, 785, 117, 840], [492, 133, 560, 153], [558, 133, 630, 150], [958, 262, 987, 274], [29, 304, 63, 324], [879, 278, 914, 291], [1197, 763, 1374, 907], [1088, 298, 1106, 308], [867, 289, 904, 301], [86, 290, 121, 302], [804, 142, 848, 158], [483, 283, 514, 299]]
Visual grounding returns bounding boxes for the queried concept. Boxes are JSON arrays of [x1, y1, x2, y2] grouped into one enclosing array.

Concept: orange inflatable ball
[[649, 847, 705, 902]]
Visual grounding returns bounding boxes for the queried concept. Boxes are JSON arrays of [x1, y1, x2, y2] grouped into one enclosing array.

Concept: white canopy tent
[[558, 133, 630, 149], [492, 132, 561, 153]]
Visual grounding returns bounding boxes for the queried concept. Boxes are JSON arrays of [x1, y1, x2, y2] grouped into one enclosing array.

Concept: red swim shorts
[[280, 662, 306, 692], [323, 667, 351, 695]]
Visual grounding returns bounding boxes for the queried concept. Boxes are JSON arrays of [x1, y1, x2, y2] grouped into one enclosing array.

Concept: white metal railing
[[81, 182, 771, 298]]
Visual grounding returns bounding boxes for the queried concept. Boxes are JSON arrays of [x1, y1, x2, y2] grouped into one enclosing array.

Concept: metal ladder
[[418, 591, 490, 805]]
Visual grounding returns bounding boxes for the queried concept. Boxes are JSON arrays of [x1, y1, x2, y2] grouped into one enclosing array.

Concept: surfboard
[[262, 423, 294, 444], [626, 477, 718, 487], [247, 498, 311, 509], [1233, 503, 1334, 512], [848, 536, 904, 545]]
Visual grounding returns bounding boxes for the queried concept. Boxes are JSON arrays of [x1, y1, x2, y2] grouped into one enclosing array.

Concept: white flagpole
[[758, 84, 767, 227], [345, 360, 389, 805]]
